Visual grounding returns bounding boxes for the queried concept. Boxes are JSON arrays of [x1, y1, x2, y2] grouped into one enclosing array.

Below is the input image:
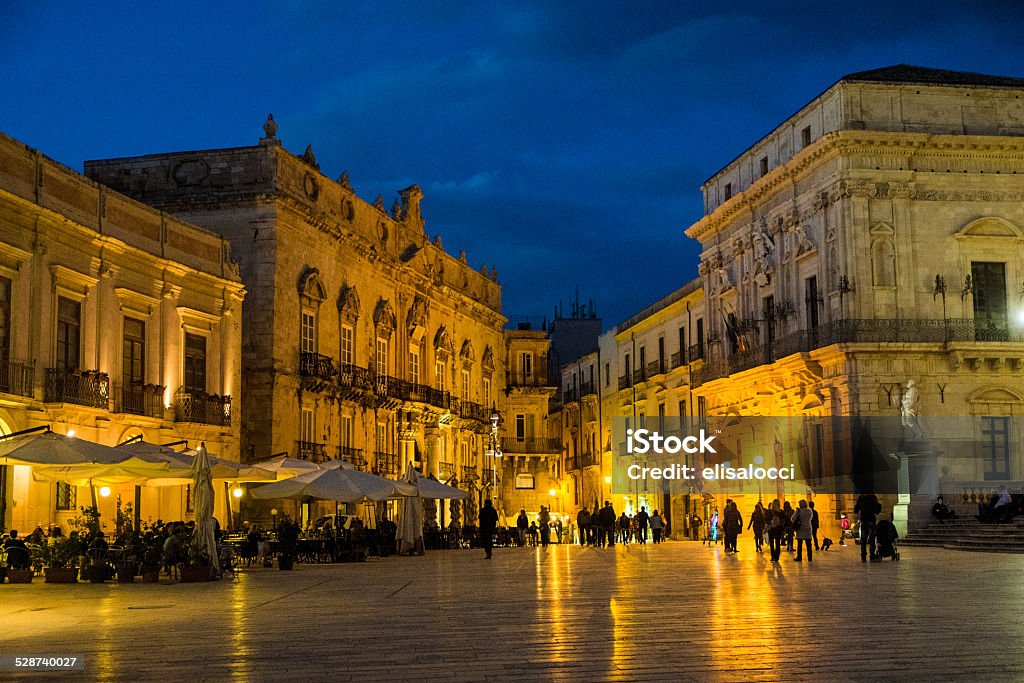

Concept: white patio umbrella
[[404, 469, 468, 500], [251, 466, 414, 503], [190, 443, 221, 578], [396, 466, 431, 555], [250, 455, 326, 479], [0, 430, 172, 468], [120, 442, 275, 486]]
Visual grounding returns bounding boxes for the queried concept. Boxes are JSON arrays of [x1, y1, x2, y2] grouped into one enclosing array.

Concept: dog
[[820, 537, 834, 551]]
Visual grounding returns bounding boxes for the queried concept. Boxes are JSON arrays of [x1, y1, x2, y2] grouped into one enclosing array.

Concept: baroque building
[[86, 118, 511, 526], [557, 66, 1024, 540], [0, 131, 244, 532]]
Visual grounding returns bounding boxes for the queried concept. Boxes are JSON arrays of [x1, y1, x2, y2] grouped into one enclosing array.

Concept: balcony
[[337, 364, 374, 392], [500, 436, 561, 454], [580, 451, 600, 468], [296, 440, 327, 462], [374, 451, 400, 477], [337, 445, 367, 471], [461, 465, 479, 483], [459, 400, 491, 423], [439, 461, 456, 480], [632, 368, 646, 384], [506, 371, 551, 388], [688, 343, 705, 362], [648, 359, 665, 377], [173, 388, 231, 426], [564, 381, 596, 404], [481, 467, 497, 484], [0, 360, 34, 398], [299, 352, 337, 382], [118, 383, 165, 419], [44, 368, 109, 409], [617, 374, 630, 390], [692, 318, 1024, 387]]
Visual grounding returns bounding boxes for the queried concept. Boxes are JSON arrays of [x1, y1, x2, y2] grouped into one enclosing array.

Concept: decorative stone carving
[[373, 194, 385, 211], [391, 198, 403, 220], [337, 284, 360, 321], [460, 339, 476, 365], [900, 379, 924, 438], [842, 179, 879, 198], [373, 298, 396, 337], [407, 295, 427, 336], [399, 185, 424, 230], [886, 182, 917, 199], [303, 172, 320, 201], [298, 267, 326, 302], [481, 346, 494, 374], [434, 325, 455, 360], [792, 223, 815, 255], [751, 223, 775, 287], [301, 145, 319, 170], [337, 171, 351, 189]]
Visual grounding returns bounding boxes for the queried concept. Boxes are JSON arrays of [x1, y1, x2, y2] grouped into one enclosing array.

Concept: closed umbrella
[[396, 466, 428, 555], [251, 466, 414, 503], [190, 443, 220, 578]]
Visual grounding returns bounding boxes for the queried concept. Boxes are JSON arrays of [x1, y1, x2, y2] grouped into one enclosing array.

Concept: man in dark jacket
[[598, 501, 616, 547], [576, 507, 590, 546], [516, 509, 529, 546], [479, 499, 499, 559], [853, 493, 881, 562], [809, 501, 820, 551], [636, 506, 651, 544]]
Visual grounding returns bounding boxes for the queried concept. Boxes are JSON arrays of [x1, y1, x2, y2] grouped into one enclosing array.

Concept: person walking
[[723, 501, 742, 553], [516, 509, 529, 547], [839, 513, 851, 546], [618, 512, 631, 545], [748, 502, 766, 552], [809, 501, 820, 551], [650, 510, 666, 543], [854, 493, 882, 562], [766, 499, 785, 563], [791, 499, 814, 562], [479, 498, 499, 559], [539, 505, 551, 547], [576, 507, 590, 546], [636, 506, 650, 544], [782, 501, 795, 552], [599, 501, 617, 547]]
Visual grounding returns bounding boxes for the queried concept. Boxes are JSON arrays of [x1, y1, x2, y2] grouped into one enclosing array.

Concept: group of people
[[574, 503, 666, 547], [715, 499, 820, 562], [514, 506, 564, 547]]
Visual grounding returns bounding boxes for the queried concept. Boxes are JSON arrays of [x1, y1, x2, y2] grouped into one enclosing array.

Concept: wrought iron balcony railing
[[296, 441, 327, 462], [374, 451, 400, 477], [648, 359, 665, 377], [338, 364, 375, 392], [670, 350, 683, 368], [693, 318, 1024, 386], [688, 343, 705, 362], [0, 359, 34, 398], [118, 383, 165, 418], [617, 374, 630, 390], [299, 352, 337, 382], [173, 388, 231, 426], [337, 445, 367, 470], [500, 436, 561, 454], [44, 368, 109, 409]]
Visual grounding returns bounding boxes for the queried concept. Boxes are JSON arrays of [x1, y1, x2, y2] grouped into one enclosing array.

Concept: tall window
[[639, 346, 646, 376], [123, 318, 145, 385], [723, 183, 732, 200], [801, 125, 812, 148], [805, 276, 819, 329], [971, 262, 1008, 330], [56, 297, 81, 371], [300, 311, 317, 354], [696, 319, 704, 352], [300, 407, 315, 444], [340, 414, 353, 447], [0, 276, 10, 360], [520, 352, 533, 382], [340, 324, 354, 366], [375, 338, 388, 376], [658, 337, 665, 370], [183, 333, 207, 394], [981, 416, 1010, 480], [376, 422, 390, 454], [56, 481, 76, 510], [605, 362, 610, 386], [435, 360, 446, 391], [759, 156, 769, 177], [409, 347, 420, 384], [461, 369, 470, 399], [677, 326, 686, 362], [515, 414, 526, 441], [483, 377, 491, 408]]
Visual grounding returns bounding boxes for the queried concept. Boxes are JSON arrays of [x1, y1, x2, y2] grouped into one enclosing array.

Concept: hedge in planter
[[42, 538, 80, 583]]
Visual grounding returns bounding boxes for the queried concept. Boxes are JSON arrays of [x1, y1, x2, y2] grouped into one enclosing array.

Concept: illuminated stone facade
[[0, 131, 244, 532], [558, 66, 1024, 540], [87, 119, 509, 526]]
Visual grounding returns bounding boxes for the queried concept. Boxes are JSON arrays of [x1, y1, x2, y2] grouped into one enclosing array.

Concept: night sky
[[3, 2, 1023, 328]]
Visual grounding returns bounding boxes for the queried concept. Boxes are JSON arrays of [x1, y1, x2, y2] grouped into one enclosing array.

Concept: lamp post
[[486, 406, 502, 509]]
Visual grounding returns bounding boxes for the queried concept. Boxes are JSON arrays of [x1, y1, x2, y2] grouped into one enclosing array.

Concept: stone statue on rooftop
[[262, 114, 277, 140]]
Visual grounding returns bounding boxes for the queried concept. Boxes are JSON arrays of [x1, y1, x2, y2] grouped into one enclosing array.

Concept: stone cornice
[[687, 130, 1024, 243]]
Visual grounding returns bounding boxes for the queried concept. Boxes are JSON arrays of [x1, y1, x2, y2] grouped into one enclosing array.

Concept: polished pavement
[[1, 540, 1022, 681]]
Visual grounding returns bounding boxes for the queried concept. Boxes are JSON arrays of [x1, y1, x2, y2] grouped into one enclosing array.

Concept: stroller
[[875, 517, 900, 561]]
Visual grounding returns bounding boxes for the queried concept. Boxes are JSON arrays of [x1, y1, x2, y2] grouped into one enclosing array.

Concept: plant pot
[[180, 565, 212, 583], [116, 567, 137, 583], [44, 567, 79, 584], [7, 569, 33, 584], [141, 569, 160, 583], [278, 555, 295, 571], [83, 565, 108, 583]]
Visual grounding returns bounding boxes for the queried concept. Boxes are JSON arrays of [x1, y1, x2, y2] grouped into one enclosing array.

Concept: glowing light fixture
[[99, 486, 111, 497], [232, 487, 243, 499], [548, 489, 556, 496], [604, 476, 612, 484], [67, 429, 76, 438]]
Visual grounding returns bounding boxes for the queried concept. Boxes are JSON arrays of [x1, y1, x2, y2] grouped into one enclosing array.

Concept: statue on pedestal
[[900, 379, 924, 440]]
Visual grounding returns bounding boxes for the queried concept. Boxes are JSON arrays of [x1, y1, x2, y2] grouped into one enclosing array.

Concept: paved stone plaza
[[2, 541, 1023, 681]]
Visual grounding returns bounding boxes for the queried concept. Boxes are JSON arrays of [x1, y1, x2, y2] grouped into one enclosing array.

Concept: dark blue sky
[[3, 2, 1023, 328]]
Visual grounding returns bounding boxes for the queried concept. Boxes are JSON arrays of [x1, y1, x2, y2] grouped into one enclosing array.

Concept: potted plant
[[140, 534, 163, 583], [275, 518, 301, 570], [42, 538, 79, 583], [180, 543, 212, 583]]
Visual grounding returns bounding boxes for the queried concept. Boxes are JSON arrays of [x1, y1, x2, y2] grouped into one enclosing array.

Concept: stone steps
[[902, 518, 1024, 553]]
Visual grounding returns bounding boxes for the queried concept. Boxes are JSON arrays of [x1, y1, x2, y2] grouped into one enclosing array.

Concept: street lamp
[[486, 406, 502, 504]]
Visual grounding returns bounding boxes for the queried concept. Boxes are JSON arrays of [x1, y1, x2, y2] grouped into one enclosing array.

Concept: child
[[839, 513, 851, 546]]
